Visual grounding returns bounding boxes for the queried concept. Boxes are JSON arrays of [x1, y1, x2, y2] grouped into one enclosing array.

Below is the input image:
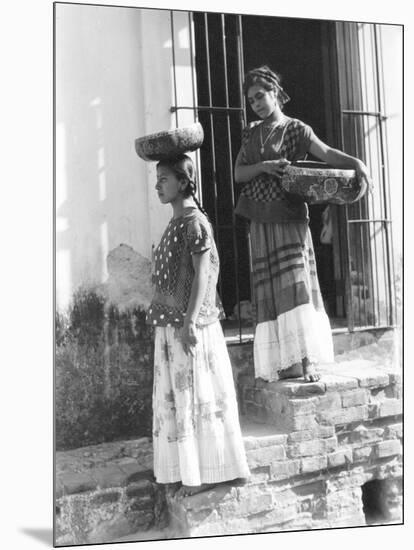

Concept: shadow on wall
[[55, 4, 192, 310]]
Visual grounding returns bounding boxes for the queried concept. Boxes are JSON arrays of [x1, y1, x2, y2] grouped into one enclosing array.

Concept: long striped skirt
[[250, 220, 334, 381], [152, 321, 250, 486]]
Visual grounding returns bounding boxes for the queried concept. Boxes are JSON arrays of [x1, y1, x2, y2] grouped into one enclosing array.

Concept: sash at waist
[[235, 194, 309, 223]]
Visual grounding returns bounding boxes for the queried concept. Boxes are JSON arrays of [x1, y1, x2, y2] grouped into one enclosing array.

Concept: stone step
[[237, 361, 401, 432], [55, 359, 402, 544], [166, 414, 402, 538], [165, 360, 402, 538]]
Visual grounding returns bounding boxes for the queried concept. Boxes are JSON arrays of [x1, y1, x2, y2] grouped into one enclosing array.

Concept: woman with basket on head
[[234, 66, 371, 383], [136, 125, 250, 497]]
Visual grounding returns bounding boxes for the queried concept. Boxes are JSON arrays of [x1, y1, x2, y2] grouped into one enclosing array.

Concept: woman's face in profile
[[247, 84, 278, 119]]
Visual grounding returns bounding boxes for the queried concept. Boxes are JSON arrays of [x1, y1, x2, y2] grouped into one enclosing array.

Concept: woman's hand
[[354, 159, 374, 194], [181, 320, 198, 356], [261, 159, 291, 177]]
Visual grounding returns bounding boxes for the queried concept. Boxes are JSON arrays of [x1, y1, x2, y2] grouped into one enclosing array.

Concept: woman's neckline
[[261, 115, 290, 128], [172, 206, 198, 220]]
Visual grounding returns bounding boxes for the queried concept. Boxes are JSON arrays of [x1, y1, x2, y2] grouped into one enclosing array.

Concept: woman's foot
[[175, 483, 217, 498], [278, 363, 303, 380], [303, 363, 320, 383]]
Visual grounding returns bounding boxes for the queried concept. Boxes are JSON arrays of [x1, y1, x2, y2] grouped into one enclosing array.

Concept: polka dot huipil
[[146, 207, 225, 328]]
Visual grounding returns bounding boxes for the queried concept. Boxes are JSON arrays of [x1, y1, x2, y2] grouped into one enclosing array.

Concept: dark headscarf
[[243, 65, 291, 106]]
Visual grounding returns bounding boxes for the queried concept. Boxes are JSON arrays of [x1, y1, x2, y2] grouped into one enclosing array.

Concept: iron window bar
[[186, 12, 248, 345], [342, 109, 388, 121], [340, 64, 395, 331], [170, 105, 244, 113], [347, 219, 392, 224], [220, 13, 242, 343]]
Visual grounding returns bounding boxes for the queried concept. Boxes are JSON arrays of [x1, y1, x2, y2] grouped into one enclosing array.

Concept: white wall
[[55, 4, 196, 310]]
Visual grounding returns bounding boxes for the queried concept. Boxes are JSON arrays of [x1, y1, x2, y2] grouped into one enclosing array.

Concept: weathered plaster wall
[[55, 4, 196, 311]]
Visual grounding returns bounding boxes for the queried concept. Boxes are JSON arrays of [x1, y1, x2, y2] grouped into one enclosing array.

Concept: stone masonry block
[[286, 397, 319, 415], [349, 425, 384, 445], [91, 466, 128, 490], [320, 374, 359, 392], [301, 455, 327, 474], [59, 472, 97, 495], [238, 490, 274, 516], [288, 430, 317, 443], [248, 504, 299, 530], [217, 499, 240, 520], [327, 448, 353, 468], [318, 425, 336, 438], [356, 370, 390, 388], [341, 389, 368, 408], [178, 484, 238, 512], [288, 381, 327, 397], [125, 480, 153, 498], [375, 439, 402, 459], [317, 405, 369, 426], [288, 439, 325, 458], [247, 466, 270, 483], [128, 494, 154, 512], [287, 425, 334, 443], [324, 436, 338, 453], [91, 491, 121, 507], [317, 392, 342, 411], [326, 487, 363, 514], [269, 459, 301, 480], [247, 445, 286, 468], [332, 362, 389, 387], [243, 433, 287, 451], [378, 399, 402, 418], [311, 495, 328, 519], [291, 479, 326, 498], [118, 463, 153, 484], [384, 423, 403, 440], [352, 446, 373, 462], [285, 414, 318, 432], [375, 457, 402, 481], [326, 470, 366, 493], [187, 508, 219, 525]]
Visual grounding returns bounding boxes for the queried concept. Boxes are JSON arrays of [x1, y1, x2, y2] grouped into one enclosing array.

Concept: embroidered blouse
[[146, 207, 225, 328], [235, 117, 315, 223]]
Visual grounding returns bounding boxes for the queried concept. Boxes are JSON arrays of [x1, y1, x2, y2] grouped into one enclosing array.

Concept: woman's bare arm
[[309, 135, 372, 186], [181, 250, 210, 356]]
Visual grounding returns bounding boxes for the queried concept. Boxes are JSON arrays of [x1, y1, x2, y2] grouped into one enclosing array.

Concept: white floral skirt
[[152, 321, 250, 486]]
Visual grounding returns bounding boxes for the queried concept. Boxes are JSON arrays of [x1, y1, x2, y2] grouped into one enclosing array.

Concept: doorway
[[192, 13, 340, 335]]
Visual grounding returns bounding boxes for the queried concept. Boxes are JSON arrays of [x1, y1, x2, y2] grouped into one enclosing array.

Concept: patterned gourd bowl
[[135, 123, 204, 162], [281, 161, 367, 205]]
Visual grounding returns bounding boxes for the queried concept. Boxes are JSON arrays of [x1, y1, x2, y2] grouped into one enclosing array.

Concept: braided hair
[[243, 65, 290, 107], [156, 154, 209, 217]]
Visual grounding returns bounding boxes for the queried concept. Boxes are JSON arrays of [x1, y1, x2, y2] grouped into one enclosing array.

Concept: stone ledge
[[55, 358, 402, 544]]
